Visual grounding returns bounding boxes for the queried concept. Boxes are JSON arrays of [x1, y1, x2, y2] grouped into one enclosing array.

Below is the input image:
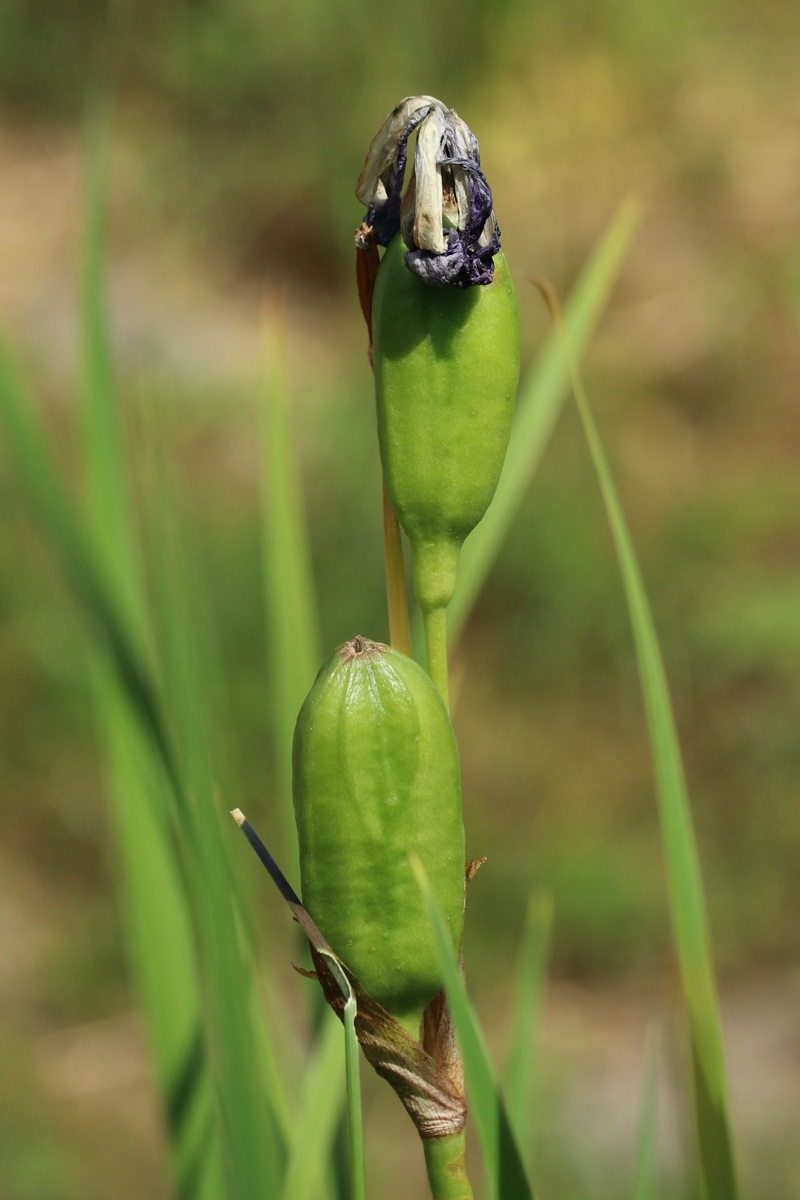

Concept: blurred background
[[1, 0, 800, 1196]]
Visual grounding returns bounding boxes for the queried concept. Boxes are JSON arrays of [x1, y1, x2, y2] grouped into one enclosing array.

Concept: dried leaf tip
[[355, 96, 500, 288]]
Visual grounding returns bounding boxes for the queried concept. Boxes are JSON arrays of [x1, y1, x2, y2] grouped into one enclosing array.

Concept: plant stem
[[423, 605, 450, 711], [423, 1133, 474, 1200], [383, 482, 412, 656]]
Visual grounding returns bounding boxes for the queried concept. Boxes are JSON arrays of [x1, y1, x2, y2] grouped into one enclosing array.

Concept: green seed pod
[[372, 231, 520, 613], [293, 636, 465, 1034]]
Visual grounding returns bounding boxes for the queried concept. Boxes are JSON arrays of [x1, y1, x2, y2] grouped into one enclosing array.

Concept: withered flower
[[355, 95, 501, 288]]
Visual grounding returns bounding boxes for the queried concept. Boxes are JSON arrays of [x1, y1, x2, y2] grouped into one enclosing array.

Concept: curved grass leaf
[[633, 1028, 662, 1200], [79, 94, 225, 1200], [144, 465, 288, 1198], [261, 308, 322, 878], [2, 109, 292, 1197], [99, 677, 224, 1200], [448, 194, 644, 646], [548, 296, 740, 1200], [321, 956, 366, 1200], [503, 891, 553, 1171], [0, 338, 183, 836], [279, 1015, 346, 1200], [411, 856, 535, 1200]]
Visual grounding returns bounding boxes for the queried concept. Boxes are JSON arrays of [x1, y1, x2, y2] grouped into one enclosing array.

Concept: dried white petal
[[355, 95, 443, 207], [451, 164, 471, 230], [400, 172, 417, 249], [450, 111, 480, 161], [477, 213, 497, 249], [413, 109, 446, 254]]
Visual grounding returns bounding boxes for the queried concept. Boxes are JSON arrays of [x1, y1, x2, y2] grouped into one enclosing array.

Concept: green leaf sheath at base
[[372, 233, 520, 614], [423, 1133, 474, 1200], [292, 637, 465, 1034]]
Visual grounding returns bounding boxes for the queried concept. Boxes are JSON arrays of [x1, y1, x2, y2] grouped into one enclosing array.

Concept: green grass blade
[[261, 309, 322, 875], [81, 409, 224, 1200], [342, 998, 365, 1200], [3, 166, 291, 1200], [79, 88, 201, 1099], [0, 339, 184, 836], [411, 857, 535, 1200], [633, 1028, 662, 1200], [98, 670, 224, 1200], [78, 102, 226, 1198], [448, 194, 644, 645], [321, 955, 366, 1200], [555, 312, 740, 1200], [144, 466, 288, 1198], [79, 255, 224, 1190], [0, 333, 287, 1195], [81, 93, 138, 605], [279, 1016, 345, 1200], [503, 891, 553, 1169]]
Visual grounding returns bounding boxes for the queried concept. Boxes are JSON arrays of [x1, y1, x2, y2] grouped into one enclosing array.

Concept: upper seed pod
[[356, 98, 520, 615], [293, 637, 465, 1036]]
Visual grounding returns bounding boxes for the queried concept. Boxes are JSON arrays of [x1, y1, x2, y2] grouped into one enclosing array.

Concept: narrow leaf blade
[[449, 194, 644, 644], [633, 1028, 662, 1200], [558, 316, 740, 1200], [144, 465, 288, 1198], [503, 890, 553, 1168], [411, 857, 535, 1200], [279, 1016, 346, 1200], [322, 955, 366, 1200], [260, 307, 322, 875]]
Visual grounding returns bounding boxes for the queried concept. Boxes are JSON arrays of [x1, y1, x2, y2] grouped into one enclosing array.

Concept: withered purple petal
[[369, 195, 401, 246], [462, 231, 499, 285], [406, 223, 500, 289], [449, 161, 493, 240], [405, 230, 466, 287]]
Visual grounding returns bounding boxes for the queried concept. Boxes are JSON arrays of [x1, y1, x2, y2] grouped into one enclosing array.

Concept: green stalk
[[383, 481, 412, 656], [423, 1133, 474, 1200], [423, 604, 450, 711]]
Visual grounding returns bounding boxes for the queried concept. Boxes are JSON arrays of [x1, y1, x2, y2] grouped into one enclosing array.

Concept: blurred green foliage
[[1, 0, 800, 1195]]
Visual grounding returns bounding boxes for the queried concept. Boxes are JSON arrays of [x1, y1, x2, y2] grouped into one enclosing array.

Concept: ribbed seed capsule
[[293, 636, 465, 1035], [372, 231, 520, 613]]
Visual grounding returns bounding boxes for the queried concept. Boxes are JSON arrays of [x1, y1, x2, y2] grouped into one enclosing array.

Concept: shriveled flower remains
[[355, 96, 501, 288]]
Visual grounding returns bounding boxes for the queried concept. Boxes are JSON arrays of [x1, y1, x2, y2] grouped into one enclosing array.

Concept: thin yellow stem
[[383, 482, 412, 656]]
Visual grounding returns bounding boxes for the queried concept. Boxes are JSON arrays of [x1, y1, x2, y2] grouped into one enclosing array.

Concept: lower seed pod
[[293, 636, 465, 1035], [372, 231, 520, 613]]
